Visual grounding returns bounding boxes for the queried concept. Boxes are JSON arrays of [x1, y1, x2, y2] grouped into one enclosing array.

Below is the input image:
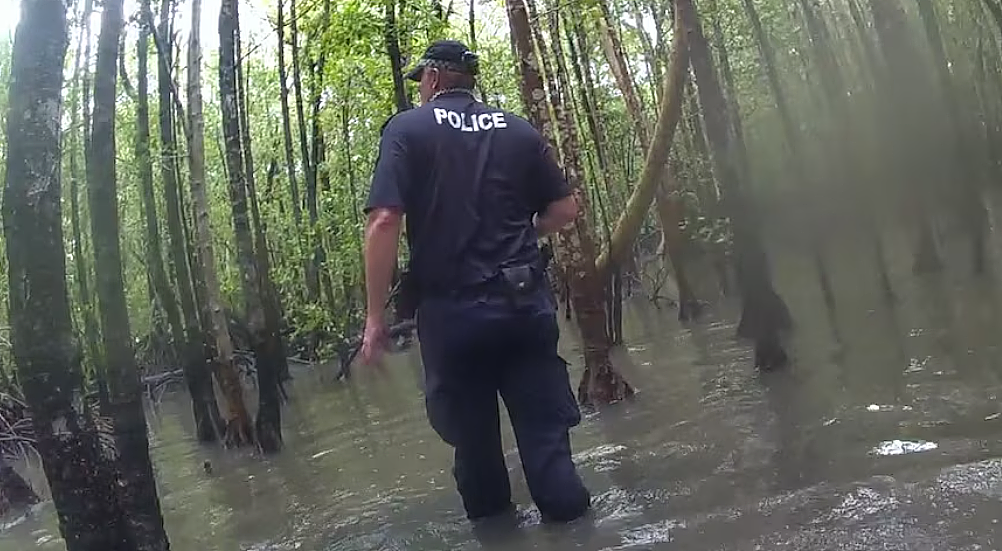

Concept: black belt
[[419, 276, 506, 299]]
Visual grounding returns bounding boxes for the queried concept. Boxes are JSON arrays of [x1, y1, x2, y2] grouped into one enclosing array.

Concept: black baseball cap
[[404, 39, 480, 82]]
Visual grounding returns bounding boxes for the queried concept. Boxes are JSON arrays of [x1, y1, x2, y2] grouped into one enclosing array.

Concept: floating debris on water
[[866, 404, 913, 412], [870, 440, 938, 456]]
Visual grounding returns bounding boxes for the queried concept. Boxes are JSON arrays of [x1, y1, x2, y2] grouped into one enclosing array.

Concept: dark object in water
[[0, 458, 38, 516], [334, 319, 418, 381], [755, 336, 789, 371]]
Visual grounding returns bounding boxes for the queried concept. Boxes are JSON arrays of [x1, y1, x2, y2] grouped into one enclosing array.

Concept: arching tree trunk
[[677, 0, 792, 369], [595, 1, 700, 319]]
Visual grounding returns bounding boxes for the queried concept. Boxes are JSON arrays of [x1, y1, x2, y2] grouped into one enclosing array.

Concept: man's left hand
[[360, 316, 389, 366]]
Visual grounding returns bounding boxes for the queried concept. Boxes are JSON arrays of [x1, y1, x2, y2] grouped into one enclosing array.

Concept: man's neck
[[428, 88, 477, 102]]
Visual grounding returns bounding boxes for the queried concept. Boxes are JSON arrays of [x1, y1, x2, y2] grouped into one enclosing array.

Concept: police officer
[[360, 39, 590, 523]]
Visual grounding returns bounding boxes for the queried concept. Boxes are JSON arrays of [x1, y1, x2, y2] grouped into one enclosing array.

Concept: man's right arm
[[531, 138, 578, 236]]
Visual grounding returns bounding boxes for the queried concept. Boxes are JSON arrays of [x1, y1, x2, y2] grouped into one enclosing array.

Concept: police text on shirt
[[433, 108, 508, 132]]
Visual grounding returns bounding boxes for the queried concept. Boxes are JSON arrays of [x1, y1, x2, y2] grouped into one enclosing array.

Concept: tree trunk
[[289, 0, 321, 303], [307, 0, 337, 336], [982, 0, 1002, 44], [149, 0, 224, 443], [797, 0, 894, 301], [251, 159, 290, 394], [741, 0, 836, 313], [276, 0, 310, 303], [385, 0, 413, 112], [594, 13, 688, 283], [677, 0, 792, 369], [69, 0, 103, 369], [2, 1, 132, 549], [867, 0, 943, 274], [277, 0, 303, 229], [0, 458, 39, 517], [189, 0, 254, 447], [219, 0, 283, 452], [628, 0, 663, 105], [598, 0, 649, 145], [510, 0, 634, 406], [914, 0, 990, 274], [88, 0, 172, 546], [138, 0, 185, 381], [596, 0, 699, 318], [707, 0, 752, 178]]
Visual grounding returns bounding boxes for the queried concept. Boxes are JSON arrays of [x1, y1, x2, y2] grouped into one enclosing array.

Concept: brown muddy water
[[6, 225, 1002, 550]]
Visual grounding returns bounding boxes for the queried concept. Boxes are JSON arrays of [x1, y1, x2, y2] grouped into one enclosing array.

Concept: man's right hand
[[360, 316, 389, 366], [535, 194, 578, 236]]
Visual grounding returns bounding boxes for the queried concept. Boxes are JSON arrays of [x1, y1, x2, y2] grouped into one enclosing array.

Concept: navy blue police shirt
[[365, 91, 571, 297]]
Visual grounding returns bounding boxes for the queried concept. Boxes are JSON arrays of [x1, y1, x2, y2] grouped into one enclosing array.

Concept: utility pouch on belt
[[500, 265, 537, 297], [499, 264, 541, 311]]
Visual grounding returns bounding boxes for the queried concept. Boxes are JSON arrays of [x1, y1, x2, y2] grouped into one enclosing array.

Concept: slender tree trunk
[[598, 0, 648, 144], [982, 0, 1002, 43], [511, 0, 634, 405], [385, 0, 413, 112], [2, 2, 130, 547], [149, 0, 224, 443], [88, 0, 172, 546], [251, 159, 289, 393], [915, 0, 990, 273], [798, 0, 894, 301], [275, 0, 311, 306], [219, 0, 283, 452], [69, 0, 103, 369], [707, 0, 752, 178], [289, 0, 321, 304], [677, 0, 792, 369], [867, 0, 943, 273], [307, 0, 337, 328], [741, 0, 836, 313], [629, 0, 663, 105], [189, 0, 254, 447], [277, 0, 303, 229], [138, 0, 185, 377]]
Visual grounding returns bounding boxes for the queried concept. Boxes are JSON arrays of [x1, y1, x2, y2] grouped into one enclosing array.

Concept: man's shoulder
[[380, 108, 424, 137]]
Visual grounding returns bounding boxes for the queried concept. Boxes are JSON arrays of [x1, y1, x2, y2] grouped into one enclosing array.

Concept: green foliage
[[0, 0, 997, 372]]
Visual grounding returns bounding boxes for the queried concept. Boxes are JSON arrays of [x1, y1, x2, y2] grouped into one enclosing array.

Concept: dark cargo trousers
[[416, 291, 591, 522]]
